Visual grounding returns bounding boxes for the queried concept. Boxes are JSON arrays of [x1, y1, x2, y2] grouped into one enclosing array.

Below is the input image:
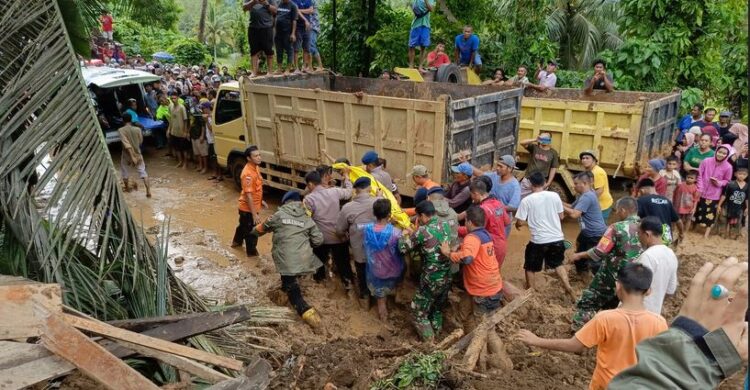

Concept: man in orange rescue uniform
[[232, 145, 266, 257]]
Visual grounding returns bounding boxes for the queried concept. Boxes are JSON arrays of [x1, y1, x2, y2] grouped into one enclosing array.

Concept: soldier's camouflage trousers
[[411, 271, 451, 340]]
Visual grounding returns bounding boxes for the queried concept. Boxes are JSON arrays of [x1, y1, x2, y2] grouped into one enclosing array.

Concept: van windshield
[[215, 90, 242, 124]]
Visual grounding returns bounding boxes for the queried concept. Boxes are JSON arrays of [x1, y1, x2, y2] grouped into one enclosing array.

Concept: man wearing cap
[[636, 178, 683, 246], [252, 190, 324, 328], [336, 177, 378, 306], [400, 200, 453, 340], [718, 111, 733, 138], [232, 145, 266, 257], [519, 132, 560, 197], [527, 60, 558, 92], [446, 162, 473, 214], [362, 151, 400, 203], [466, 155, 521, 238], [580, 150, 614, 220], [303, 170, 355, 290], [427, 187, 460, 251], [404, 164, 441, 217]]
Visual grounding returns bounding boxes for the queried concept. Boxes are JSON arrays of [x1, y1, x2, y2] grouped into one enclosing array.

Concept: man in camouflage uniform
[[399, 200, 453, 341], [568, 196, 643, 330]]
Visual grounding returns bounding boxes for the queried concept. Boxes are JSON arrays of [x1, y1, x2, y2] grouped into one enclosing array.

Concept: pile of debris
[[0, 275, 292, 389]]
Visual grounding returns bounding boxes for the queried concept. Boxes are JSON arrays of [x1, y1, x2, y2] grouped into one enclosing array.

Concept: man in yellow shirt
[[580, 150, 614, 221]]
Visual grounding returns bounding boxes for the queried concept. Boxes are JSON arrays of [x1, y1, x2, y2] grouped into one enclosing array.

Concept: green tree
[[205, 4, 231, 59], [169, 39, 212, 65]]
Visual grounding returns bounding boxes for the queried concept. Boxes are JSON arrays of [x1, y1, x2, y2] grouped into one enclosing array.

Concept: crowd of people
[[230, 117, 746, 387]]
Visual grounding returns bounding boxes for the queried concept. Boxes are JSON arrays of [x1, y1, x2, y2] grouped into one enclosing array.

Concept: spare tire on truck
[[435, 64, 461, 83]]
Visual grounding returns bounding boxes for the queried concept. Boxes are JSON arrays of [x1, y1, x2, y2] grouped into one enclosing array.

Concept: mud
[[113, 144, 747, 389]]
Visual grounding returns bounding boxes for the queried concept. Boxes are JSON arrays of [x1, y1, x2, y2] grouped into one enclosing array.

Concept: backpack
[[412, 0, 429, 19]]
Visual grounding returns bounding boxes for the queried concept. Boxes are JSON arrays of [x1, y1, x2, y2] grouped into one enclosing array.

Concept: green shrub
[[169, 39, 212, 65]]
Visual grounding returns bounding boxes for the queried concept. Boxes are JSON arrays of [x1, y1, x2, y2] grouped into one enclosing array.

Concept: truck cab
[[211, 81, 249, 186]]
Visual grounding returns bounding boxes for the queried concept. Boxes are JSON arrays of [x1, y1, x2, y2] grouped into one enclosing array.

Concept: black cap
[[415, 200, 436, 215]]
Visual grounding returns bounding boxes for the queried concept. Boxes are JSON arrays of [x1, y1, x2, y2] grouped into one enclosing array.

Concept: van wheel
[[435, 64, 462, 84], [548, 181, 572, 203], [231, 158, 245, 190]]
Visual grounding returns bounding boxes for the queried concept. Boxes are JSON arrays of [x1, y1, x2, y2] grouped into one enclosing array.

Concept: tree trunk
[[198, 0, 208, 43]]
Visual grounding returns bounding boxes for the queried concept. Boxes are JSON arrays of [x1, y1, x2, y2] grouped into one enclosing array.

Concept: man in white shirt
[[515, 172, 575, 299], [635, 216, 678, 314], [527, 60, 558, 92]]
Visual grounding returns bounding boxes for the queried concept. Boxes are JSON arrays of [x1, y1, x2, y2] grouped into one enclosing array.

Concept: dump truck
[[516, 88, 681, 200], [211, 74, 523, 197]]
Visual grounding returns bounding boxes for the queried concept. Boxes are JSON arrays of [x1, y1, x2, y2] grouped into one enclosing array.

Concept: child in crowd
[[517, 263, 668, 390], [673, 171, 699, 231], [200, 102, 223, 181], [363, 199, 406, 323], [717, 167, 749, 239], [660, 156, 681, 201]]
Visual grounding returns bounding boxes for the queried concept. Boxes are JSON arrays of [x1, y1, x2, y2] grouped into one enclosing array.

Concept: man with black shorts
[[515, 172, 575, 299], [243, 0, 278, 77]]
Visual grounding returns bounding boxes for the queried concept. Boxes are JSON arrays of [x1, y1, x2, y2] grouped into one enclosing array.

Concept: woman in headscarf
[[363, 198, 405, 323], [729, 123, 748, 152], [632, 158, 667, 196], [693, 144, 734, 237], [674, 132, 696, 161]]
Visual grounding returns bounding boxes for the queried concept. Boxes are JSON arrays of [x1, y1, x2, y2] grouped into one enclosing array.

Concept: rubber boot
[[301, 308, 321, 328], [143, 177, 152, 198]]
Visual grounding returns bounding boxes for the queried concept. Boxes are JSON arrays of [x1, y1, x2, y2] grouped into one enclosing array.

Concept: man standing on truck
[[508, 66, 529, 86], [519, 132, 560, 198], [425, 42, 450, 68], [454, 25, 481, 72], [408, 0, 434, 70], [580, 150, 614, 220], [527, 60, 558, 92], [583, 59, 614, 94], [362, 151, 400, 204], [303, 170, 356, 292], [243, 0, 277, 77], [232, 145, 266, 257]]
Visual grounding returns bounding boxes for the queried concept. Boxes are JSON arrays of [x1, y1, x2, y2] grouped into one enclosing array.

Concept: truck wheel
[[435, 64, 461, 84], [231, 157, 245, 190], [548, 181, 572, 203]]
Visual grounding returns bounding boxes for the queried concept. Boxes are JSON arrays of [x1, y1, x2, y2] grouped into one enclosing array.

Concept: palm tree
[[205, 4, 231, 59], [2, 3, 291, 383], [545, 0, 623, 70], [198, 0, 209, 43]]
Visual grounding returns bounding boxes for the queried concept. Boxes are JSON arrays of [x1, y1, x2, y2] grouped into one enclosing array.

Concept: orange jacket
[[449, 228, 503, 297]]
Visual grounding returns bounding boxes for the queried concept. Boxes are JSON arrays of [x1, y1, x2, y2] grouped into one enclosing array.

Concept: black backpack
[[412, 2, 429, 18]]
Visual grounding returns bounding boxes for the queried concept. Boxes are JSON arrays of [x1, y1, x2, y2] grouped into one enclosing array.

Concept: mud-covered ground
[[117, 144, 747, 389]]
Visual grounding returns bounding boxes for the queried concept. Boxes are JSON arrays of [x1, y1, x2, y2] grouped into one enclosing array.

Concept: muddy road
[[115, 145, 747, 389]]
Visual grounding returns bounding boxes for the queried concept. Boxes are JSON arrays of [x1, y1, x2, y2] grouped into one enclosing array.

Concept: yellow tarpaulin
[[332, 163, 412, 230]]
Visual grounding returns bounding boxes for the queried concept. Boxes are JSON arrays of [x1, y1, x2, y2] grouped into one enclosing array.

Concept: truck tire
[[547, 181, 572, 203], [435, 64, 461, 84], [231, 157, 245, 191]]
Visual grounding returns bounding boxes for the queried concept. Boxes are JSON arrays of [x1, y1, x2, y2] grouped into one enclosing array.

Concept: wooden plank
[[14, 306, 258, 387], [63, 314, 244, 371], [0, 341, 52, 369], [113, 339, 231, 384], [0, 283, 62, 339], [41, 313, 159, 390], [0, 354, 74, 390]]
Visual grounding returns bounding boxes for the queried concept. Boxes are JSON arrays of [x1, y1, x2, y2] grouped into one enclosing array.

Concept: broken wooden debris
[[41, 312, 159, 390], [104, 305, 257, 332], [0, 278, 62, 340], [63, 313, 245, 371]]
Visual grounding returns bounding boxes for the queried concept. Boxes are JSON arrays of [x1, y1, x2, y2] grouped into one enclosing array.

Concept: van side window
[[215, 90, 242, 124]]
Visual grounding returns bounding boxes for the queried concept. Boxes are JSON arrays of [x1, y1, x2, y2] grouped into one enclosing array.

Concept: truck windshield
[[215, 90, 242, 124]]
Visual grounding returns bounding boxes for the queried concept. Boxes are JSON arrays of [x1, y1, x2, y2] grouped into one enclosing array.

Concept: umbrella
[[152, 52, 174, 62]]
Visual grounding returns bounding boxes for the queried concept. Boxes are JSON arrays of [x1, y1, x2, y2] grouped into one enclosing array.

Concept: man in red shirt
[[100, 10, 114, 42], [426, 42, 450, 68], [458, 179, 509, 267]]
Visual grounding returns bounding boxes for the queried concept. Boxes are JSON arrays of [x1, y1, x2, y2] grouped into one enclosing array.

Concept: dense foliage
[[169, 39, 213, 65], [115, 17, 183, 58]]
